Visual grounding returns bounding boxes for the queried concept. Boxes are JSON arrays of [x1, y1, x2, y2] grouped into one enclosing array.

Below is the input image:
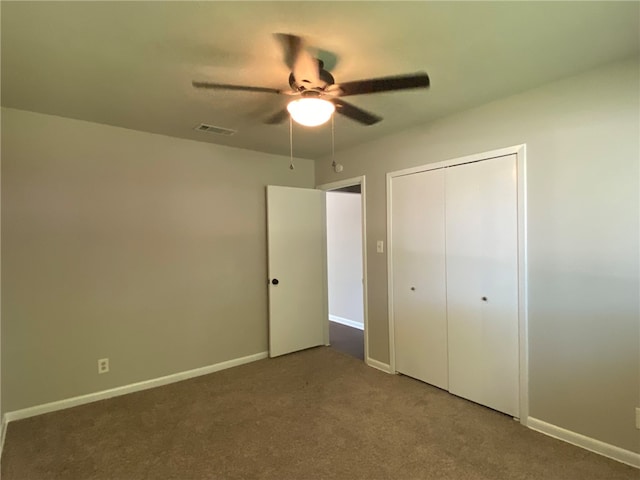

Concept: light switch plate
[[376, 240, 384, 253]]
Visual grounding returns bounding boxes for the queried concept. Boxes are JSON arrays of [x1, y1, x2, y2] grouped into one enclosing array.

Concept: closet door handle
[[410, 287, 416, 291]]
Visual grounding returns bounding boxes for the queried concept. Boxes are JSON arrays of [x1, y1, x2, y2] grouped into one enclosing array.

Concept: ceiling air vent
[[194, 123, 237, 136]]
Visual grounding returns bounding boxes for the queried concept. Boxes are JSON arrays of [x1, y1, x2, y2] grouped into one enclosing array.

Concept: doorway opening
[[318, 177, 368, 362]]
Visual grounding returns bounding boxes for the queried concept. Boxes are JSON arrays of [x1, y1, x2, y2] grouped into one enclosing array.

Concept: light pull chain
[[289, 116, 295, 170]]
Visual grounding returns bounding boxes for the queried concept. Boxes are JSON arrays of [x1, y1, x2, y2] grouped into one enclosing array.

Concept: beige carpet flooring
[[1, 347, 637, 479]]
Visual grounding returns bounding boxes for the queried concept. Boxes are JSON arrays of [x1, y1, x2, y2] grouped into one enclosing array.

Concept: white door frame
[[317, 176, 370, 364], [386, 145, 529, 424]]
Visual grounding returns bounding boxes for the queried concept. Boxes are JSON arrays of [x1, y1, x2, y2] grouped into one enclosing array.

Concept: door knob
[[272, 279, 279, 285], [481, 296, 488, 302]]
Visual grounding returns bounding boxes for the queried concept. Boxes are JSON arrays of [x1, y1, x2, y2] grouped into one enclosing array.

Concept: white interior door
[[267, 186, 328, 358], [391, 170, 448, 389], [445, 155, 519, 416]]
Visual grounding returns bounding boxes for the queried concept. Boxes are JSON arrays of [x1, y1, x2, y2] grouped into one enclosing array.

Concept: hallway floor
[[329, 321, 364, 360]]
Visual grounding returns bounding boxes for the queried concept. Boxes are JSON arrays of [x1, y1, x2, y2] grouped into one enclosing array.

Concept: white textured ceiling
[[2, 1, 638, 159]]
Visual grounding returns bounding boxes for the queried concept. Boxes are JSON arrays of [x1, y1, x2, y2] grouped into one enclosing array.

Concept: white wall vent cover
[[194, 123, 237, 136]]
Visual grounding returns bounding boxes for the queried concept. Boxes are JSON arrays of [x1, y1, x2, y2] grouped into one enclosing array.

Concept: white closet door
[[391, 170, 448, 389], [445, 155, 519, 416]]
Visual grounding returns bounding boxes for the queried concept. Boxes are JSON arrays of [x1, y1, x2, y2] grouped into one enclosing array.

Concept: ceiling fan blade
[[192, 81, 282, 95], [333, 99, 382, 126], [274, 33, 320, 85], [335, 72, 430, 97], [274, 33, 303, 70], [264, 108, 290, 125]]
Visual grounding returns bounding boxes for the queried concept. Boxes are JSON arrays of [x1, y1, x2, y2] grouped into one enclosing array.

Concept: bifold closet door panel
[[391, 170, 448, 389], [445, 155, 519, 417]]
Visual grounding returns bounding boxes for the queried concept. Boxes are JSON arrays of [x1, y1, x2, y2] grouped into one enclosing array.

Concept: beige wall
[[1, 108, 314, 413], [316, 58, 640, 453]]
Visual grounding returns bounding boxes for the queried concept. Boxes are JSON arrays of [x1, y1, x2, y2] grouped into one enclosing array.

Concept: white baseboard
[[366, 357, 393, 374], [4, 351, 268, 424], [527, 417, 639, 469], [329, 315, 364, 331], [0, 415, 7, 460]]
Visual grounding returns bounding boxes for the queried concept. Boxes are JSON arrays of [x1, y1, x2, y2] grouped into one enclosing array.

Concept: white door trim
[[386, 145, 529, 425], [317, 176, 370, 365]]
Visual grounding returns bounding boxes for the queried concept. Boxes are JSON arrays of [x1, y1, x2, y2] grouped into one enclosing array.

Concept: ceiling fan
[[192, 34, 430, 127]]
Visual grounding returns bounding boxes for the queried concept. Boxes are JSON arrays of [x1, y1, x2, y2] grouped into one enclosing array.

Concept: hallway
[[329, 321, 364, 360]]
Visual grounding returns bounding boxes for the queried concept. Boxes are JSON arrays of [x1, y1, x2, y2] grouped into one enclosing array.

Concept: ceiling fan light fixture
[[287, 98, 335, 127]]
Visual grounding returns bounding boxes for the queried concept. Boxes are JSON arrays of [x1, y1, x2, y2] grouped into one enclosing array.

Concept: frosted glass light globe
[[287, 98, 335, 127]]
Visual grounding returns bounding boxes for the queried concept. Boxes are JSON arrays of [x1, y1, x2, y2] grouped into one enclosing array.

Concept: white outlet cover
[[98, 358, 109, 374]]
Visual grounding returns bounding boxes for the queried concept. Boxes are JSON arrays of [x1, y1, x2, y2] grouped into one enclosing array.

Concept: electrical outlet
[[98, 358, 109, 374], [636, 407, 640, 430]]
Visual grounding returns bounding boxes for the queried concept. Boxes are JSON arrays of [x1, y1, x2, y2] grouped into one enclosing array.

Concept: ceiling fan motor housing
[[288, 63, 335, 93]]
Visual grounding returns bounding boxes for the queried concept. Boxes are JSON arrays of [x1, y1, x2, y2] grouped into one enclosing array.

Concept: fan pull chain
[[289, 116, 295, 170], [331, 115, 336, 170], [331, 116, 343, 173]]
